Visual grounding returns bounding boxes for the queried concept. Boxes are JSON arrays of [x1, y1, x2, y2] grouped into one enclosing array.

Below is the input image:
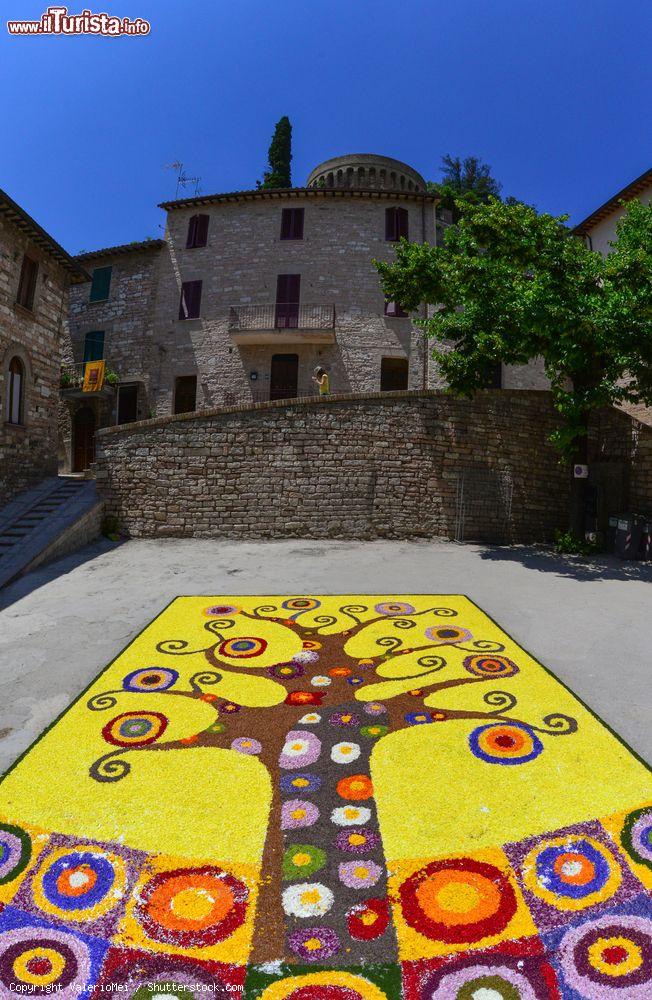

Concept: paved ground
[[0, 537, 650, 773]]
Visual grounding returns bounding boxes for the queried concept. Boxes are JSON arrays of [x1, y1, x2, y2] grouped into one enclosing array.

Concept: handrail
[[228, 303, 336, 331]]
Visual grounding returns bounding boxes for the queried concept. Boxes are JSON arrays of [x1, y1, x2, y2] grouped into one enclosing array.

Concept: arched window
[[6, 356, 25, 425]]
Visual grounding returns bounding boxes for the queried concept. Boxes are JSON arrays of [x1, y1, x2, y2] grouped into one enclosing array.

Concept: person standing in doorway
[[312, 365, 330, 396]]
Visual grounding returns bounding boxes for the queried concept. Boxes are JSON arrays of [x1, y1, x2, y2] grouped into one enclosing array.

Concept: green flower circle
[[282, 843, 327, 880], [360, 724, 389, 739]]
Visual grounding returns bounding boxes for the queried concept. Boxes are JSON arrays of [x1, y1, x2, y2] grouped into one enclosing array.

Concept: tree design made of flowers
[[86, 598, 578, 965]]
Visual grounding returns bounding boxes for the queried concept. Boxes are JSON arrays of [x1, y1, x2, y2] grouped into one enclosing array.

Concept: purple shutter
[[397, 207, 409, 239], [275, 274, 300, 327], [186, 216, 197, 249], [293, 208, 304, 239], [179, 280, 202, 319], [196, 214, 209, 247], [385, 208, 396, 241]]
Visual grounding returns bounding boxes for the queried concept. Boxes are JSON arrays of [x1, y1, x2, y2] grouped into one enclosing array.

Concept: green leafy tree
[[428, 155, 502, 217], [375, 197, 652, 538], [258, 116, 292, 189]]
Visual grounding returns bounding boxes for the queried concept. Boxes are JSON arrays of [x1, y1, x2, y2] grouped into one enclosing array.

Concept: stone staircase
[[0, 477, 103, 589]]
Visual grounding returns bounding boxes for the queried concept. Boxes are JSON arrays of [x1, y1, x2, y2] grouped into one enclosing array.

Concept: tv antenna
[[165, 161, 201, 198]]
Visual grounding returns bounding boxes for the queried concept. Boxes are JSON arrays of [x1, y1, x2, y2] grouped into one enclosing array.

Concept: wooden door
[[270, 354, 299, 401], [73, 407, 96, 472], [275, 274, 300, 328]]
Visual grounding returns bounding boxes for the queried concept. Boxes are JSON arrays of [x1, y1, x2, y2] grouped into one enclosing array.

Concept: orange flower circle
[[329, 667, 352, 678], [337, 774, 374, 801]]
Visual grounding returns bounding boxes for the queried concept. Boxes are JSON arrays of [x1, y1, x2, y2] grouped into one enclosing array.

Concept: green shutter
[[89, 266, 112, 302], [83, 331, 105, 362]]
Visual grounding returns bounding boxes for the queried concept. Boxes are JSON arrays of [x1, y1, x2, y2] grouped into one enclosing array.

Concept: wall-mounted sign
[[250, 371, 258, 381], [573, 464, 589, 479]]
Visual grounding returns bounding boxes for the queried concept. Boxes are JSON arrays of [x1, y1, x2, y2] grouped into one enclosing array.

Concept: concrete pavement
[[0, 537, 650, 773]]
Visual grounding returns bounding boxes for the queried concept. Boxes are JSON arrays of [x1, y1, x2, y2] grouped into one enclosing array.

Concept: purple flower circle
[[280, 773, 322, 795], [268, 663, 304, 679], [288, 926, 340, 962], [335, 828, 381, 853], [329, 711, 360, 727], [279, 730, 322, 769], [363, 702, 387, 716], [230, 737, 262, 755], [338, 859, 383, 888], [281, 799, 320, 830]]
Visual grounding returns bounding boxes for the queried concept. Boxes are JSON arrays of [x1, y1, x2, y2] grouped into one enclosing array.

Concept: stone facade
[[92, 390, 652, 543], [0, 191, 85, 506]]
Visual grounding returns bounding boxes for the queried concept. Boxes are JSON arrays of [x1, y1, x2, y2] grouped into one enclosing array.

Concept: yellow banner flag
[[82, 360, 105, 392]]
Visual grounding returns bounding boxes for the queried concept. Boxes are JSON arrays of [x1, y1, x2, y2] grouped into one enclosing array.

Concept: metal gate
[[455, 468, 514, 543]]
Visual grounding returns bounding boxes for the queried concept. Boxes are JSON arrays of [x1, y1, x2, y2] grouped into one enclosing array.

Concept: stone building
[[574, 166, 652, 254], [64, 154, 459, 467], [0, 188, 86, 504]]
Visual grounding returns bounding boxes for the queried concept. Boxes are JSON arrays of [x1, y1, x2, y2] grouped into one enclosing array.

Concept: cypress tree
[[259, 116, 292, 189]]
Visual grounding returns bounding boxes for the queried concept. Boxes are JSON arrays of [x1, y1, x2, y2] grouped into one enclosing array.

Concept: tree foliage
[[375, 197, 652, 465], [259, 116, 292, 189], [428, 154, 502, 215]]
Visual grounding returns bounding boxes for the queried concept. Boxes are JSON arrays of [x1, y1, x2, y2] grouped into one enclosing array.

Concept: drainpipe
[[422, 192, 429, 390]]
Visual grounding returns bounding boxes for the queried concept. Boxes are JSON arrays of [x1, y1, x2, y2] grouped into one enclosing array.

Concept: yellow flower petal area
[[12, 948, 66, 987], [259, 971, 388, 999], [587, 935, 644, 977]]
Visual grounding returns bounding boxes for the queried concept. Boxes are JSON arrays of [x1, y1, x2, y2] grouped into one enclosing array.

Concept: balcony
[[59, 361, 119, 400], [228, 303, 336, 345]]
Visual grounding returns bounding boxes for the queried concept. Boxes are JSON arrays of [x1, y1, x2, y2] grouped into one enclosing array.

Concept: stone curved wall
[[307, 154, 426, 192], [92, 391, 651, 543]]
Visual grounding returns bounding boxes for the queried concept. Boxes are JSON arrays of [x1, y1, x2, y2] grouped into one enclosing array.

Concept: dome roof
[[307, 154, 426, 193]]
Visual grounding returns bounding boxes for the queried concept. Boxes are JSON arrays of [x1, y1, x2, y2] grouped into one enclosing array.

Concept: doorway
[[73, 407, 96, 471], [117, 384, 139, 424], [270, 354, 299, 401], [275, 274, 300, 328]]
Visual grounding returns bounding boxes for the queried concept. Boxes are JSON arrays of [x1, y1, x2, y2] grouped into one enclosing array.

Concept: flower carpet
[[0, 594, 650, 999]]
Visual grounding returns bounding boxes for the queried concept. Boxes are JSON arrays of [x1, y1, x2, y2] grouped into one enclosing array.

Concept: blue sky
[[1, 0, 650, 254]]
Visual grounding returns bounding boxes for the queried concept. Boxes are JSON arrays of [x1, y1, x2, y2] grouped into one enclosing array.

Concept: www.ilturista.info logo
[[7, 6, 151, 36]]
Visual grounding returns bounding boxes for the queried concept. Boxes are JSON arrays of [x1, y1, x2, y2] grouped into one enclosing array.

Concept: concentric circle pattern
[[102, 711, 168, 747], [522, 835, 621, 910], [0, 926, 92, 999], [399, 857, 518, 944], [559, 913, 652, 997], [463, 655, 519, 679], [135, 865, 248, 946], [428, 964, 539, 999], [425, 625, 472, 644], [374, 602, 416, 616], [33, 846, 126, 921], [259, 971, 388, 999], [122, 667, 179, 692], [621, 806, 652, 870], [218, 636, 268, 659], [469, 723, 543, 765], [0, 822, 31, 885]]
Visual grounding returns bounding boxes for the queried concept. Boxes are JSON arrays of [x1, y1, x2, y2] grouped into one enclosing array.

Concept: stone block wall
[[0, 214, 72, 507], [91, 390, 652, 543]]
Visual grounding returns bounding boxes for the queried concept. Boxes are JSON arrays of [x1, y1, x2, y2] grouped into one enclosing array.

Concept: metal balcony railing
[[60, 361, 119, 392], [228, 303, 336, 332]]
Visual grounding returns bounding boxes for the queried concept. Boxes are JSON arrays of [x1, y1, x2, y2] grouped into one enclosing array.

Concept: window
[[89, 266, 112, 302], [117, 384, 139, 424], [280, 208, 304, 240], [275, 274, 300, 328], [179, 280, 202, 320], [83, 331, 105, 362], [384, 299, 408, 318], [174, 375, 197, 414], [380, 357, 409, 391], [483, 362, 502, 389], [6, 356, 25, 424], [385, 206, 409, 242], [16, 255, 38, 310], [186, 214, 209, 248]]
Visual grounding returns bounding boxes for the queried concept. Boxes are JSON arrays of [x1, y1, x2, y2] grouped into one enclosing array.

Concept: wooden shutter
[[17, 255, 38, 309], [397, 207, 409, 239], [280, 208, 304, 240], [385, 208, 397, 241], [187, 215, 209, 248], [179, 280, 202, 319], [275, 274, 300, 328], [89, 266, 112, 302], [83, 331, 105, 362], [174, 375, 197, 414]]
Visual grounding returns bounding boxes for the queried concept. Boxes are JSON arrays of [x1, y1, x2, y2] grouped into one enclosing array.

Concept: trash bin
[[613, 513, 648, 560]]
